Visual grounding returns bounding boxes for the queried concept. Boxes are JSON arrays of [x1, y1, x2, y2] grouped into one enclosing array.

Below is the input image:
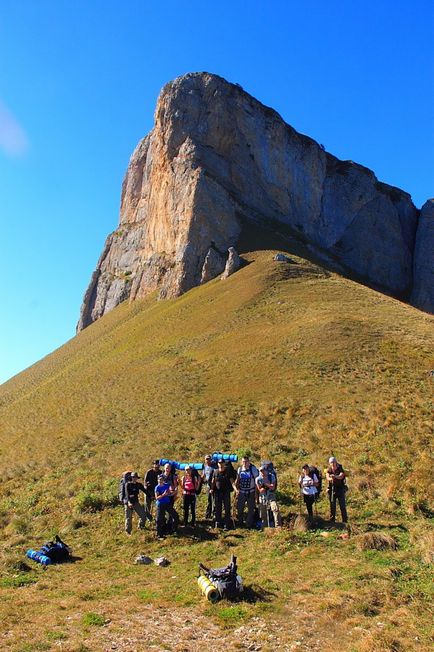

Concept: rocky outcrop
[[410, 200, 434, 312], [78, 72, 431, 331], [221, 247, 241, 279], [200, 247, 227, 284]]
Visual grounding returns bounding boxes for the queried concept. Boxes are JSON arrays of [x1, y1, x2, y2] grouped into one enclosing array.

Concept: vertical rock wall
[[77, 72, 431, 331]]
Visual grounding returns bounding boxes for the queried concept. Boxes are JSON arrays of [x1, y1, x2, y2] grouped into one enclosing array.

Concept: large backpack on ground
[[198, 555, 242, 601], [119, 471, 132, 504], [27, 535, 71, 565], [309, 466, 322, 499]]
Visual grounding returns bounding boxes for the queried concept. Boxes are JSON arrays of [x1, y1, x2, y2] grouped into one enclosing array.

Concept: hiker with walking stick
[[326, 456, 348, 523], [256, 464, 282, 528]]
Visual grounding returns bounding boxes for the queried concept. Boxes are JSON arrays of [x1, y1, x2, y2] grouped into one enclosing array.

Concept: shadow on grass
[[239, 583, 276, 604]]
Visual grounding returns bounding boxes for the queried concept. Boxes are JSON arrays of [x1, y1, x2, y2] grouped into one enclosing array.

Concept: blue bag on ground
[[26, 535, 71, 565]]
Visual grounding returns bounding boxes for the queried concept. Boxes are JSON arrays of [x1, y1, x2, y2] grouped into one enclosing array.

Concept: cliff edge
[[77, 72, 432, 330]]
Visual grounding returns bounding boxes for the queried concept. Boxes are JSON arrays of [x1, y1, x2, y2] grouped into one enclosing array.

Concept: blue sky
[[0, 0, 433, 384]]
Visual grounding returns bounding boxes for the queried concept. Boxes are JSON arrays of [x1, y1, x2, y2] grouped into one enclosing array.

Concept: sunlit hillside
[[0, 250, 433, 652]]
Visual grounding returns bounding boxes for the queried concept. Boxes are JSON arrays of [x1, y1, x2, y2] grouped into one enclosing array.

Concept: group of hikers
[[121, 454, 348, 538]]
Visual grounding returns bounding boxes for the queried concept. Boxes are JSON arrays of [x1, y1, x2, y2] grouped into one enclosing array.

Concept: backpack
[[199, 555, 241, 600], [262, 461, 278, 490], [119, 471, 132, 504], [40, 535, 71, 563], [309, 466, 322, 498]]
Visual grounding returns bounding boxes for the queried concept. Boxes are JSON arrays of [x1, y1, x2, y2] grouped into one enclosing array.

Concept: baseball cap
[[328, 457, 337, 464], [131, 471, 141, 478]]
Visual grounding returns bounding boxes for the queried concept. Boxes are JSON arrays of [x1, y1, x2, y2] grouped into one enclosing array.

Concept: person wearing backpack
[[298, 464, 319, 518], [124, 472, 148, 534], [256, 464, 282, 527], [235, 456, 259, 528], [326, 456, 348, 523], [182, 465, 198, 526], [144, 460, 160, 519], [210, 458, 234, 529]]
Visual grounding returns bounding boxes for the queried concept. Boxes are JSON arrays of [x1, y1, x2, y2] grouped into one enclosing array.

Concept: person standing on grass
[[298, 464, 319, 519], [256, 464, 282, 527], [144, 460, 160, 519], [202, 454, 217, 520], [211, 459, 234, 529], [155, 474, 179, 539], [182, 465, 198, 526], [124, 472, 148, 534], [326, 456, 348, 523], [235, 456, 259, 528]]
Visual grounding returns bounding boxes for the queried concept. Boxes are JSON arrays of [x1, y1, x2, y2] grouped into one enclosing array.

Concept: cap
[[328, 457, 337, 464], [217, 458, 225, 464], [131, 471, 140, 478], [153, 460, 160, 466], [259, 464, 267, 471], [185, 465, 191, 470]]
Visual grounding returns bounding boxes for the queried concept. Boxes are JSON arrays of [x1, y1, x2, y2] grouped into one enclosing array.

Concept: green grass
[[0, 251, 432, 651]]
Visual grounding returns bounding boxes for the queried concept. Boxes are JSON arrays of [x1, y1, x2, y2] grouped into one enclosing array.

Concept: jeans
[[156, 501, 179, 537], [236, 491, 256, 528], [124, 502, 147, 534], [205, 488, 214, 519], [183, 493, 196, 526]]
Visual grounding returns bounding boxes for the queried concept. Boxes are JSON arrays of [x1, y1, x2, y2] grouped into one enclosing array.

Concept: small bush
[[217, 604, 247, 625]]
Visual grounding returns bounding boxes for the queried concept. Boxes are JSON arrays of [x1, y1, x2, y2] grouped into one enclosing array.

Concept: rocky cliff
[[77, 72, 432, 331]]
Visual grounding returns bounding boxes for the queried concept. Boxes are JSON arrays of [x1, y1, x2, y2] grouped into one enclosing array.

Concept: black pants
[[329, 488, 348, 522], [303, 494, 316, 518], [156, 502, 179, 537], [183, 493, 196, 526], [214, 491, 232, 528]]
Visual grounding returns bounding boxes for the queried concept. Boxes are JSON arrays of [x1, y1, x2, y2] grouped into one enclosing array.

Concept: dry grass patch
[[356, 532, 398, 551]]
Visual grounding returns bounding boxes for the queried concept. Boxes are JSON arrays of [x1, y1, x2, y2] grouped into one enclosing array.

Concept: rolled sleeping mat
[[160, 459, 204, 471], [197, 575, 219, 602], [26, 549, 51, 565], [211, 453, 238, 462]]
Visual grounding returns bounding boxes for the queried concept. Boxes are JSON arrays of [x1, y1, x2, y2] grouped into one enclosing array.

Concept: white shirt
[[299, 474, 318, 496]]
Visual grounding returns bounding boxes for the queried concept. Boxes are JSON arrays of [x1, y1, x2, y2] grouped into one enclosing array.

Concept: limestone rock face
[[410, 200, 434, 312], [78, 72, 431, 331]]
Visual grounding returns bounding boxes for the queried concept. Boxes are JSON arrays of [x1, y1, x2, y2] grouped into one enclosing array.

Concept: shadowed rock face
[[77, 72, 431, 331]]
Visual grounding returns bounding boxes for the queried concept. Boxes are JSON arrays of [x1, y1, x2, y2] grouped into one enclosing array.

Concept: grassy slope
[[0, 251, 433, 652]]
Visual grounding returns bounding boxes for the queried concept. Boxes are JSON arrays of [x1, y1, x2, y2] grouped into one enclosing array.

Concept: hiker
[[155, 474, 179, 539], [298, 464, 319, 518], [162, 462, 179, 531], [124, 472, 148, 534], [182, 465, 198, 526], [202, 454, 216, 520], [256, 464, 282, 527], [326, 456, 348, 523], [210, 459, 234, 529], [235, 456, 259, 528], [144, 460, 160, 519]]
